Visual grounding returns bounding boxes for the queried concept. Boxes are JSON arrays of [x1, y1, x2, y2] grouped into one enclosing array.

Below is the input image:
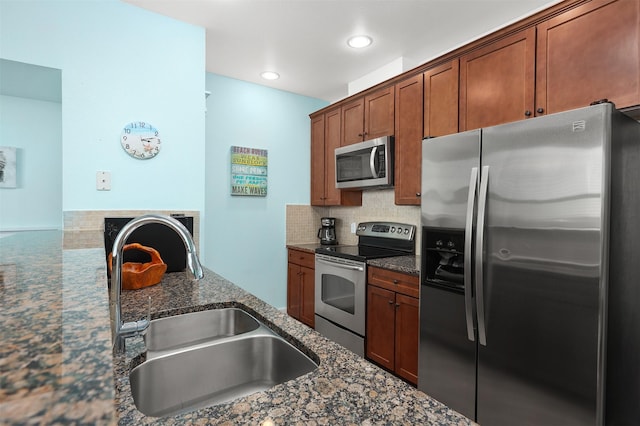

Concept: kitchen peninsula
[[0, 230, 473, 425]]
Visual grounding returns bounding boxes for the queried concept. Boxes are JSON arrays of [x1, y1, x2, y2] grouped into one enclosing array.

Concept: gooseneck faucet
[[111, 214, 204, 353]]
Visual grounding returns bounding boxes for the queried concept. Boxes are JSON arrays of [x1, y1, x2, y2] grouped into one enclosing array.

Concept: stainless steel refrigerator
[[418, 103, 640, 426]]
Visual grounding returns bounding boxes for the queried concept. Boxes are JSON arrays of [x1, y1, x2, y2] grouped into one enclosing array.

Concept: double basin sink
[[129, 307, 318, 418]]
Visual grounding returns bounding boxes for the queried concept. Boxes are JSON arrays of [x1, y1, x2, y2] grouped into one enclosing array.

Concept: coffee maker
[[318, 217, 338, 245]]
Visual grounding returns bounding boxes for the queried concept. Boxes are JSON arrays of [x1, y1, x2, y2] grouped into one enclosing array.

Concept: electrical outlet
[[96, 171, 111, 191]]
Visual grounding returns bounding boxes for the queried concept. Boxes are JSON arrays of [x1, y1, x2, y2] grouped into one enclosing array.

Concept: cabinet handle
[[537, 108, 544, 114], [524, 110, 532, 117]]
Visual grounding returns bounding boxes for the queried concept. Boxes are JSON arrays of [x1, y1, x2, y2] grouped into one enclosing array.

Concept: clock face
[[120, 122, 161, 159]]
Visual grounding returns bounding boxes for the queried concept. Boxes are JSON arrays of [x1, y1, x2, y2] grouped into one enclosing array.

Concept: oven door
[[314, 253, 366, 336]]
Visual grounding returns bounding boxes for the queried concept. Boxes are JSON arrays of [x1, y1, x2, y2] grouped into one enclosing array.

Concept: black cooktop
[[315, 221, 416, 262], [315, 244, 409, 262]]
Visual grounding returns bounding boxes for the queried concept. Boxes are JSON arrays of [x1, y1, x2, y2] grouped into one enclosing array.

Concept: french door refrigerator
[[418, 103, 640, 426]]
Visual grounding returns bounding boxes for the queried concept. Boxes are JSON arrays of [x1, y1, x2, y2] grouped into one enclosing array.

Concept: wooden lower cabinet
[[366, 266, 419, 385], [287, 248, 315, 328]]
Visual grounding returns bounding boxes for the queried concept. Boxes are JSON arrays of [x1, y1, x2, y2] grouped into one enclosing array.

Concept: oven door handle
[[316, 257, 364, 272]]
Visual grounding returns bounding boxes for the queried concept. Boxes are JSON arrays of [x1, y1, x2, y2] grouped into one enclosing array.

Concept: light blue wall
[[204, 73, 328, 308], [0, 95, 62, 230], [0, 0, 205, 216], [1, 0, 330, 309]]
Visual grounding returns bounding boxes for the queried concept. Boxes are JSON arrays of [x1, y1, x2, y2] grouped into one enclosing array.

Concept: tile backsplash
[[63, 210, 200, 252], [286, 189, 421, 254]]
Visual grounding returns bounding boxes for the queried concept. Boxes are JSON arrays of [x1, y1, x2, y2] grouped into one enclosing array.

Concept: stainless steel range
[[314, 221, 415, 356]]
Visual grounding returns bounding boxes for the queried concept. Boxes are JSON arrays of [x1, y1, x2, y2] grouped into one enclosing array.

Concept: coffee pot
[[318, 217, 338, 245]]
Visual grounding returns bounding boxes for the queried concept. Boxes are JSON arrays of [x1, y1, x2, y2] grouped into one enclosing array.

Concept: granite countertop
[[2, 231, 471, 425]]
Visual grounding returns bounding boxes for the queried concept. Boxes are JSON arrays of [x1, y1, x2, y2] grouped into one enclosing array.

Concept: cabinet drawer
[[368, 266, 419, 298], [287, 249, 315, 270]]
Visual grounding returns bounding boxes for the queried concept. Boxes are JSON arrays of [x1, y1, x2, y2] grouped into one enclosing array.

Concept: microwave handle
[[369, 147, 379, 178]]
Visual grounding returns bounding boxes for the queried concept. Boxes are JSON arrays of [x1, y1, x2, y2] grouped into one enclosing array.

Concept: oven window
[[321, 274, 355, 314]]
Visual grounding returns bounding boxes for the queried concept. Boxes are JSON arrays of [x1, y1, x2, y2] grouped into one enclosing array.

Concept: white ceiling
[[126, 1, 561, 103]]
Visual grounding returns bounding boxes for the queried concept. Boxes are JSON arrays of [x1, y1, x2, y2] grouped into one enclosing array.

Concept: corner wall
[[204, 73, 328, 309]]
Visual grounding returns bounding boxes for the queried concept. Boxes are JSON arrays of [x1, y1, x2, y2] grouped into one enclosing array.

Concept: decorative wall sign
[[230, 146, 268, 196], [0, 147, 17, 188]]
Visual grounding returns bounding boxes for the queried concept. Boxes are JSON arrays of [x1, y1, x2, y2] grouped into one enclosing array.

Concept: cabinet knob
[[416, 192, 421, 197], [524, 110, 532, 117], [395, 303, 400, 308], [393, 279, 399, 285], [537, 108, 544, 114], [388, 300, 394, 305]]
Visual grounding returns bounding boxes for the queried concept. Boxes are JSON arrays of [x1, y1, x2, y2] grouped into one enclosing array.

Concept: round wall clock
[[120, 121, 161, 159]]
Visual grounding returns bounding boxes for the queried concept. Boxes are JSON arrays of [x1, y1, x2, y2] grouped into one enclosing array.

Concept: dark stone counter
[[1, 231, 471, 425]]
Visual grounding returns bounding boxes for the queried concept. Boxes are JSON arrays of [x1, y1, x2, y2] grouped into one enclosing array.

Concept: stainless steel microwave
[[335, 136, 394, 190]]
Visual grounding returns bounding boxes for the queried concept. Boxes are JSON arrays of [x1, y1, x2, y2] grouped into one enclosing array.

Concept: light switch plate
[[96, 171, 111, 191]]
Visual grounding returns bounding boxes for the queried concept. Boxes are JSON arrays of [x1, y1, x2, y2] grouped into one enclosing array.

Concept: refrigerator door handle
[[464, 167, 479, 341], [476, 165, 490, 346]]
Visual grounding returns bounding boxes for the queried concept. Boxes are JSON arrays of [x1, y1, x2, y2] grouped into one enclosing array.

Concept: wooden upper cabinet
[[365, 86, 395, 139], [342, 98, 365, 146], [310, 108, 362, 206], [323, 108, 342, 205], [460, 28, 536, 131], [394, 74, 423, 206], [342, 86, 395, 145], [536, 0, 640, 115], [424, 59, 459, 138], [310, 114, 326, 206]]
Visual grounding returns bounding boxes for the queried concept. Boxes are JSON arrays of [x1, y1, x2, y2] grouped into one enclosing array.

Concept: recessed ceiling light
[[347, 35, 373, 49], [260, 71, 280, 80]]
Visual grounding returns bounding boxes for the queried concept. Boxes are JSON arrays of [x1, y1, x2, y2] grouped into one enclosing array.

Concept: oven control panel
[[356, 221, 416, 241]]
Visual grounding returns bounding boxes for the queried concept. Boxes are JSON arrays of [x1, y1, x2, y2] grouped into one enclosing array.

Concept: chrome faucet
[[110, 214, 204, 353]]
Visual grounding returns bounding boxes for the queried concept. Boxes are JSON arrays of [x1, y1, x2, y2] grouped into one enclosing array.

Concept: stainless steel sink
[[130, 309, 318, 418], [144, 308, 260, 358]]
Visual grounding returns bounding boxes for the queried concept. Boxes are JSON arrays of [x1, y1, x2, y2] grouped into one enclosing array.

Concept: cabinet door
[[424, 59, 459, 138], [366, 285, 395, 370], [310, 114, 326, 206], [287, 263, 301, 320], [460, 28, 536, 131], [395, 294, 419, 385], [342, 98, 365, 146], [365, 86, 395, 139], [536, 0, 640, 115], [323, 107, 342, 205], [394, 75, 423, 206], [299, 265, 315, 328], [324, 108, 362, 206]]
